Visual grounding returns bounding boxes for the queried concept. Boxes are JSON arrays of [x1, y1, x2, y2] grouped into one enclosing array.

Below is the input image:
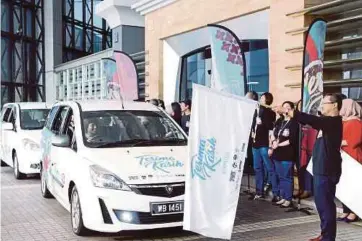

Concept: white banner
[[183, 84, 257, 240], [307, 150, 362, 217]]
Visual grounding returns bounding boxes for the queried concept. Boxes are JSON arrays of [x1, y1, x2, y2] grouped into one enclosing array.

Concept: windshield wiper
[[93, 140, 142, 148], [93, 138, 187, 148], [131, 139, 187, 147]]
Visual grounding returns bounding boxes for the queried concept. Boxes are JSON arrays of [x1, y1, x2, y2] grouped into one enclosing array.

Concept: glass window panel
[[349, 87, 362, 100], [15, 86, 23, 102], [74, 26, 83, 50], [1, 38, 10, 81], [86, 29, 92, 51], [93, 3, 103, 28], [13, 6, 21, 34], [25, 9, 33, 37], [93, 32, 102, 53], [74, 1, 83, 21], [1, 86, 9, 106], [65, 0, 71, 17], [1, 2, 10, 32], [14, 41, 23, 83]]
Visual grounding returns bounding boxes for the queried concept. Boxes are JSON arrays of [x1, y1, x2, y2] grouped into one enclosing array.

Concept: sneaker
[[280, 200, 292, 208], [253, 195, 264, 200], [264, 183, 271, 193], [276, 199, 285, 205]]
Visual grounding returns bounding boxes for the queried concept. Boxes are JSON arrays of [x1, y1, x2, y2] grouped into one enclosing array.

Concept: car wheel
[[40, 165, 53, 198], [13, 152, 25, 179], [71, 186, 89, 236]]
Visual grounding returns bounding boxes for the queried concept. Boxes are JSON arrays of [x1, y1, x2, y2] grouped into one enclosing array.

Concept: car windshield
[[20, 109, 50, 130], [82, 110, 187, 148]]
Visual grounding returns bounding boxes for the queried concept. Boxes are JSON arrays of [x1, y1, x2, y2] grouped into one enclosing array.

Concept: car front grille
[[138, 212, 183, 224], [113, 210, 183, 225], [130, 182, 185, 198]]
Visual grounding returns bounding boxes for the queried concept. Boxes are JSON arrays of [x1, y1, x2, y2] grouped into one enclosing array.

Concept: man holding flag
[[275, 93, 343, 241]]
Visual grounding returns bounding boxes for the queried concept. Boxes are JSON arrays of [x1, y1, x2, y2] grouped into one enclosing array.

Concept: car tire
[[70, 186, 89, 236], [40, 164, 53, 198], [13, 152, 25, 179]]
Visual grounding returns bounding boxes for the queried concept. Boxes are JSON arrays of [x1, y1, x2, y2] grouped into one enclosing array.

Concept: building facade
[[131, 0, 362, 105], [2, 0, 362, 105], [1, 0, 145, 104]]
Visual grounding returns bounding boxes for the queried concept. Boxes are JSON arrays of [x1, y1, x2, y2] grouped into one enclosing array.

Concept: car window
[[8, 107, 16, 123], [20, 109, 49, 130], [1, 107, 11, 122], [81, 110, 187, 147], [51, 106, 69, 135], [62, 109, 77, 151], [46, 106, 59, 129]]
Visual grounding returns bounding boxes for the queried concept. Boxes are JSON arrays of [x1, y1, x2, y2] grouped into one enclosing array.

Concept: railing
[[54, 50, 146, 101]]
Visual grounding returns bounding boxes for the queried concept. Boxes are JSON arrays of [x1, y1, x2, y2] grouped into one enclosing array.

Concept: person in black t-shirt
[[180, 99, 191, 135], [269, 101, 298, 208], [276, 93, 343, 241], [250, 92, 278, 200]]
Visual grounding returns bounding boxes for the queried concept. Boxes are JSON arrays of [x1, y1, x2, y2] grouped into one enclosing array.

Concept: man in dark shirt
[[250, 92, 278, 200], [279, 93, 343, 241], [180, 99, 191, 135]]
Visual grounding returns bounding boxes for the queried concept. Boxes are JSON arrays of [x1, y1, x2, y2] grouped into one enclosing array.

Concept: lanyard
[[276, 119, 290, 140], [252, 105, 261, 142]]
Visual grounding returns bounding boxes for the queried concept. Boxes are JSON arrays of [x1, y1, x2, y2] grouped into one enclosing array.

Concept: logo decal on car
[[165, 185, 173, 194], [135, 155, 184, 173]]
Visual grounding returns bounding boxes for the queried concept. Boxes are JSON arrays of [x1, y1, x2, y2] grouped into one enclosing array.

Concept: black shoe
[[271, 196, 281, 203]]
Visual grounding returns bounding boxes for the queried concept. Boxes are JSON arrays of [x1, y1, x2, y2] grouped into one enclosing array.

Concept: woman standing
[[170, 102, 182, 126], [338, 99, 362, 223], [269, 101, 299, 208]]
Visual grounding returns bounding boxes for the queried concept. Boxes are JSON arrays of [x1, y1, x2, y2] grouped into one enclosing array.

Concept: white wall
[[163, 9, 269, 104]]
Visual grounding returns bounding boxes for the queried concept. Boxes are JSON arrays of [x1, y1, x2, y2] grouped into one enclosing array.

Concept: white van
[[0, 102, 50, 179], [40, 100, 187, 235]]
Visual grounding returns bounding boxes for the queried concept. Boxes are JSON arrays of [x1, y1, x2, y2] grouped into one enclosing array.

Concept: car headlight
[[89, 165, 131, 191], [22, 139, 40, 151]]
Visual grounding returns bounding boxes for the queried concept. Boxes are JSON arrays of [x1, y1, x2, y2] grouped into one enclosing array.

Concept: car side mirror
[[2, 122, 14, 131], [52, 135, 70, 148]]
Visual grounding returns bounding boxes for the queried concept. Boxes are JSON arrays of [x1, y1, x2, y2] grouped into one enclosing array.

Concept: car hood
[[80, 146, 187, 184], [22, 130, 43, 145]]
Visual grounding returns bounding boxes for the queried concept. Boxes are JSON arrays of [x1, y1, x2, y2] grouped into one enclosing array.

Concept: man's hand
[[268, 149, 273, 157], [272, 140, 279, 150], [341, 140, 348, 146], [272, 106, 295, 118]]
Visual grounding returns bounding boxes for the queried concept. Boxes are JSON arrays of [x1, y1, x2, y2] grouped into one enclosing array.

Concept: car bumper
[[80, 186, 184, 233], [17, 149, 41, 174]]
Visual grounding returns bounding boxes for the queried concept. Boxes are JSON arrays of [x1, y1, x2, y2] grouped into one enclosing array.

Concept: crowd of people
[[146, 92, 361, 241], [147, 98, 192, 135], [245, 91, 362, 241]]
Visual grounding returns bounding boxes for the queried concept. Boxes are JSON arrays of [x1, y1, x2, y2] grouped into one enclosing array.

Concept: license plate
[[150, 201, 184, 216]]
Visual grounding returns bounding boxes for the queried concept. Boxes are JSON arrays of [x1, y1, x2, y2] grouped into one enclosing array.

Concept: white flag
[[307, 150, 362, 217], [183, 84, 257, 240]]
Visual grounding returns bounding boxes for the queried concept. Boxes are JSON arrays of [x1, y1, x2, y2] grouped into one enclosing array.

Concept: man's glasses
[[321, 101, 336, 105]]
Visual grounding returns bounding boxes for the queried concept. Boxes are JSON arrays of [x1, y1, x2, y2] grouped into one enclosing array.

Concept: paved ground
[[1, 166, 362, 241]]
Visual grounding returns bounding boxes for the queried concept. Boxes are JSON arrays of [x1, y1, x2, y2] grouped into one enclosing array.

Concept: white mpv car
[[40, 100, 187, 235], [0, 102, 50, 179]]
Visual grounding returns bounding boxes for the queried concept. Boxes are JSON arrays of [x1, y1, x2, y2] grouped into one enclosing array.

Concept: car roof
[[4, 102, 51, 110], [55, 100, 161, 112]]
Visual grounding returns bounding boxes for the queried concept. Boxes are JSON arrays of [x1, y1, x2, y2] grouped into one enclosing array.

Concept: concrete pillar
[[95, 0, 145, 54], [43, 0, 63, 103]]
